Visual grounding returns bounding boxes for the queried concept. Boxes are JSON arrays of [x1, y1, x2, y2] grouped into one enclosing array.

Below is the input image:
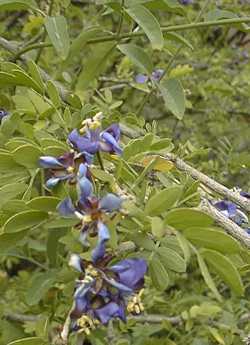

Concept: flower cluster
[[39, 114, 147, 339], [135, 69, 164, 84], [213, 189, 250, 231]]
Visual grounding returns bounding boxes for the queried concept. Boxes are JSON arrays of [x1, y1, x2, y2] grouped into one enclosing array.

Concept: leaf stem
[[11, 17, 250, 59], [87, 17, 250, 44], [97, 151, 105, 170]]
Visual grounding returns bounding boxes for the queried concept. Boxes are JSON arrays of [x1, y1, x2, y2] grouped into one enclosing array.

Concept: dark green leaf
[[0, 230, 28, 254], [25, 271, 56, 305]]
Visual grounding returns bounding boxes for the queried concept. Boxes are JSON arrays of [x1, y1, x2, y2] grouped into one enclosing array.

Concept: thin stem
[[0, 253, 47, 270], [14, 42, 52, 60], [35, 0, 55, 63], [87, 17, 250, 45], [40, 168, 45, 196], [8, 17, 250, 60], [97, 151, 105, 170], [117, 0, 125, 38]]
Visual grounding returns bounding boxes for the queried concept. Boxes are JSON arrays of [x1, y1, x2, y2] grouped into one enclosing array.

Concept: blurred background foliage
[[0, 0, 250, 345]]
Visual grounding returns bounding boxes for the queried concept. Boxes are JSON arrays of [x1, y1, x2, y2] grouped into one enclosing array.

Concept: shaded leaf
[[201, 249, 244, 296], [159, 78, 185, 120], [118, 43, 153, 73], [3, 210, 48, 233], [126, 5, 163, 50], [45, 16, 70, 59]]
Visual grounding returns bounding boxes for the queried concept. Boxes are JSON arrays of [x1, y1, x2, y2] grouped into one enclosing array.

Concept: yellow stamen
[[82, 215, 92, 223], [67, 166, 74, 173], [126, 289, 145, 315]]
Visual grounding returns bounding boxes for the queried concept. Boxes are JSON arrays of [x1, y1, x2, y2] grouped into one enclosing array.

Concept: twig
[[4, 312, 41, 323], [199, 200, 250, 248], [128, 314, 182, 325], [87, 18, 250, 45], [160, 153, 250, 213]]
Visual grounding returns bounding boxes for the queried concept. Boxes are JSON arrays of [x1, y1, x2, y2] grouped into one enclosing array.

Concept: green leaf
[[7, 337, 46, 345], [47, 228, 67, 267], [0, 183, 27, 208], [159, 78, 186, 120], [145, 186, 183, 216], [76, 42, 115, 90], [183, 227, 241, 254], [0, 153, 22, 171], [204, 9, 237, 22], [12, 144, 43, 169], [157, 246, 186, 272], [118, 43, 153, 74], [0, 0, 37, 11], [0, 230, 28, 254], [165, 32, 193, 50], [126, 5, 163, 50], [46, 80, 61, 108], [149, 256, 169, 290], [164, 208, 214, 230], [26, 271, 56, 305], [11, 69, 43, 94], [201, 249, 244, 296], [3, 210, 48, 233], [123, 133, 154, 160], [68, 28, 102, 59], [151, 216, 165, 237], [26, 197, 61, 212], [27, 60, 45, 92], [196, 251, 222, 302], [45, 16, 70, 59]]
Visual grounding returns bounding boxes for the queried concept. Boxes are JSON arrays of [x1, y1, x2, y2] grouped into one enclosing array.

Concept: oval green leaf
[[145, 186, 183, 216], [27, 196, 61, 212], [118, 43, 153, 74], [13, 144, 43, 168], [157, 246, 186, 272], [126, 5, 164, 50], [3, 210, 48, 233], [184, 227, 241, 254], [45, 16, 70, 60], [159, 78, 186, 120], [149, 256, 169, 291], [164, 208, 214, 230], [201, 249, 244, 296]]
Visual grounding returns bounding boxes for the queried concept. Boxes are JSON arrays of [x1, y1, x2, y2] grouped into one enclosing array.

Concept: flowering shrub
[[0, 1, 250, 345]]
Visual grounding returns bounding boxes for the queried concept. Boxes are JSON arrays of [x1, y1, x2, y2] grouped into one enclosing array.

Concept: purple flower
[[0, 109, 8, 123], [179, 0, 193, 5], [57, 178, 122, 262], [151, 69, 164, 81], [135, 69, 164, 84], [214, 200, 248, 225], [67, 251, 147, 333], [68, 124, 122, 156], [135, 74, 149, 84], [240, 191, 250, 199], [39, 151, 92, 188]]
